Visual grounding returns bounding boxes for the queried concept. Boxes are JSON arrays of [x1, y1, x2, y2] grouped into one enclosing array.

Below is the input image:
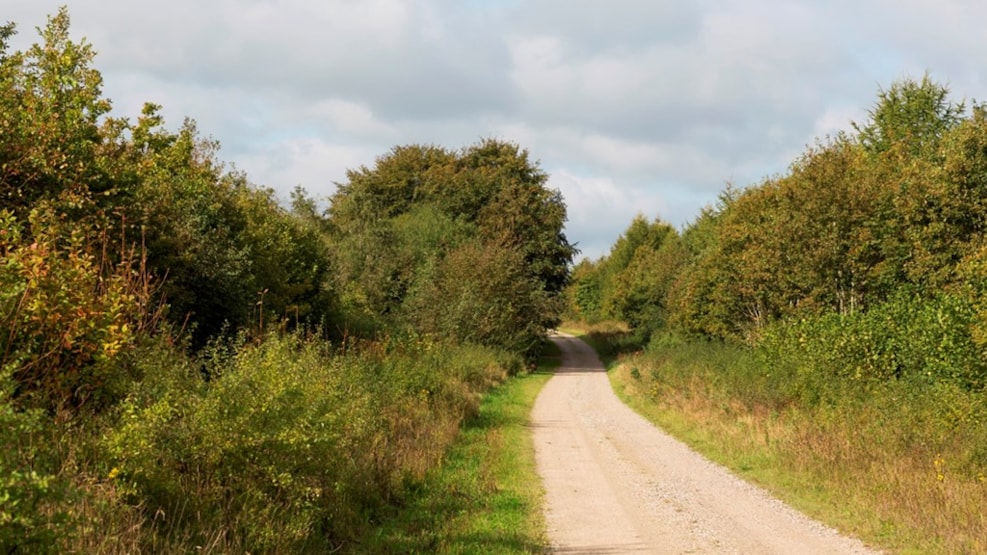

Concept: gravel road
[[531, 332, 881, 554]]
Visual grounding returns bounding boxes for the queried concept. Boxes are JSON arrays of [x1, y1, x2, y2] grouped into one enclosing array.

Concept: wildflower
[[933, 453, 945, 482]]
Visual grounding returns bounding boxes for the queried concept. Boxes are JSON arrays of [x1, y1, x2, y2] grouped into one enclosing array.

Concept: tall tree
[[327, 138, 575, 351]]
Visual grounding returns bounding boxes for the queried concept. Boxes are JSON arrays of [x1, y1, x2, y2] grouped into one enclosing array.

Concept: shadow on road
[[548, 335, 606, 372]]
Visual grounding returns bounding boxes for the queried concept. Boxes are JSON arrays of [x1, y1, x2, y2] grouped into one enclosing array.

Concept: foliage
[[565, 215, 676, 329], [105, 332, 512, 551], [328, 139, 575, 353], [853, 74, 964, 159], [1, 9, 335, 347], [661, 196, 736, 340], [607, 223, 680, 336], [0, 8, 112, 218], [758, 292, 985, 396], [120, 112, 335, 344], [609, 77, 987, 348], [229, 182, 334, 330], [0, 205, 159, 412], [0, 8, 568, 554], [406, 240, 554, 354], [0, 402, 74, 553], [565, 258, 603, 321]]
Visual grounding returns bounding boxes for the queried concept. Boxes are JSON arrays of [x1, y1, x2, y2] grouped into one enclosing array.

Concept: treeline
[[569, 76, 987, 551], [572, 74, 987, 387], [1, 10, 572, 553]]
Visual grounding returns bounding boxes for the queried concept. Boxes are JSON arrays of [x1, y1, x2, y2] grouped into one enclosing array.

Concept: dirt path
[[531, 333, 881, 554]]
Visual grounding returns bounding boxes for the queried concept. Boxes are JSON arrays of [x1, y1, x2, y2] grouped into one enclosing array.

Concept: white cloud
[[577, 135, 670, 174], [508, 36, 569, 101], [233, 137, 379, 202], [306, 99, 395, 139], [6, 0, 987, 258], [548, 169, 669, 260], [810, 107, 866, 143]]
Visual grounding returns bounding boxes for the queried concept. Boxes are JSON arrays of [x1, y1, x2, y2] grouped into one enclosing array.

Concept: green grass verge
[[361, 342, 559, 554]]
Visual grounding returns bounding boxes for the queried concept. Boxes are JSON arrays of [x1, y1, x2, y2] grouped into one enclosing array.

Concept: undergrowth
[[2, 331, 521, 553], [362, 340, 557, 554]]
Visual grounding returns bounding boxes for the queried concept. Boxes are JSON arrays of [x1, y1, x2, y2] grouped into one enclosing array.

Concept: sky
[[6, 1, 987, 260]]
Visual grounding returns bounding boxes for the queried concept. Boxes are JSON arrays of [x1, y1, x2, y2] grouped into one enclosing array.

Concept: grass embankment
[[364, 341, 558, 554], [568, 322, 986, 555]]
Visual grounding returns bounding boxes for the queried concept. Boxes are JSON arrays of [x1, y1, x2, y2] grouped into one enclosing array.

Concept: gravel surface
[[531, 332, 883, 554]]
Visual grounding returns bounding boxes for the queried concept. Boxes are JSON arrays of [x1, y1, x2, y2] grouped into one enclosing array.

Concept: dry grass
[[362, 341, 557, 554], [608, 352, 987, 555]]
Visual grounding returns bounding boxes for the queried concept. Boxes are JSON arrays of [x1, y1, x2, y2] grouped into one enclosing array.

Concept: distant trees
[[570, 75, 987, 388], [565, 215, 679, 338]]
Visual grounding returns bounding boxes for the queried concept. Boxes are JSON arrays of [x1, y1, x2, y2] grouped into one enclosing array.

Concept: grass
[[585, 327, 987, 555], [360, 341, 558, 554]]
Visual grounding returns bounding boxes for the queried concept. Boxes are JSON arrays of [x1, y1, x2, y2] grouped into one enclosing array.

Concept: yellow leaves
[[101, 338, 122, 359], [2, 205, 158, 410]]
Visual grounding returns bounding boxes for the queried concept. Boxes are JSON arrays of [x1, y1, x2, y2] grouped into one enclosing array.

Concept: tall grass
[[364, 340, 557, 554], [599, 328, 987, 554]]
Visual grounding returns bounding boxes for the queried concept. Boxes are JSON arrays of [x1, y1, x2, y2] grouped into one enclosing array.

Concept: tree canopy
[[568, 75, 987, 389], [328, 139, 576, 352]]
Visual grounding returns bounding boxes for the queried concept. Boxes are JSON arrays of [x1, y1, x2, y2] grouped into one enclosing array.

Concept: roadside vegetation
[[565, 75, 987, 554], [365, 340, 557, 554], [1, 10, 572, 553]]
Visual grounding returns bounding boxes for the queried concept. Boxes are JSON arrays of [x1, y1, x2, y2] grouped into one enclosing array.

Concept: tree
[[599, 215, 674, 321], [328, 144, 458, 234], [566, 258, 604, 322], [405, 240, 553, 353], [327, 139, 575, 349], [608, 227, 681, 335], [0, 8, 112, 218], [853, 74, 964, 159]]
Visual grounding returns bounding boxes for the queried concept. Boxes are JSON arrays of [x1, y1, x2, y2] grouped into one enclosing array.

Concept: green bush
[[104, 331, 511, 551], [0, 206, 158, 413], [759, 291, 986, 394], [0, 401, 75, 553], [405, 241, 554, 356]]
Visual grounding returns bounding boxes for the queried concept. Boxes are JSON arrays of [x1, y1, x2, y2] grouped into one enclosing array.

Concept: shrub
[[104, 331, 510, 551], [0, 400, 75, 553], [0, 206, 161, 413], [758, 291, 986, 395]]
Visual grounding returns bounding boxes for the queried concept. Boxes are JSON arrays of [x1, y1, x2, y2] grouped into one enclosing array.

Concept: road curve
[[531, 332, 881, 554]]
